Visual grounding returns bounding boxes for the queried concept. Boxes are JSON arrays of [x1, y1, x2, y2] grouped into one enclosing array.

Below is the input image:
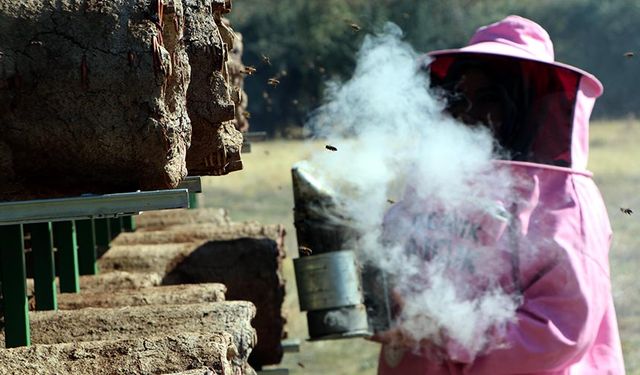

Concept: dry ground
[[201, 120, 640, 374]]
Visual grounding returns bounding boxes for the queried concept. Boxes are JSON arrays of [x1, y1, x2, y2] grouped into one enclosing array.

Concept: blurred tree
[[229, 0, 640, 136]]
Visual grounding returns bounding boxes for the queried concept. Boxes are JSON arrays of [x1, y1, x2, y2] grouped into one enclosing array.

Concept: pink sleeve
[[459, 241, 611, 374]]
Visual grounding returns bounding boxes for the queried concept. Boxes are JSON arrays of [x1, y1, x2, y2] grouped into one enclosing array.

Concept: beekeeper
[[374, 15, 626, 374]]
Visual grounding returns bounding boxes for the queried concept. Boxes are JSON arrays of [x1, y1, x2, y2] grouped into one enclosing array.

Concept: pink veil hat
[[427, 15, 603, 96]]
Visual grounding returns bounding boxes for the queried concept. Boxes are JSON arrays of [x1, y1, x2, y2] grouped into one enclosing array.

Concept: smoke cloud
[[299, 23, 523, 360]]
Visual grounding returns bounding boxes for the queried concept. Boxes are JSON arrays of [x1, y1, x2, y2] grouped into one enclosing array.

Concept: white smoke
[[300, 23, 522, 360]]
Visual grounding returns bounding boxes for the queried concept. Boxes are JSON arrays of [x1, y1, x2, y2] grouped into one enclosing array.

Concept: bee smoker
[[291, 164, 392, 340]]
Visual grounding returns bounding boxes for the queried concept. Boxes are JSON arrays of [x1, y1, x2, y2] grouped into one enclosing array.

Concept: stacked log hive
[[56, 283, 227, 309], [0, 332, 245, 375], [184, 0, 245, 176], [0, 0, 247, 200], [101, 211, 287, 369], [14, 209, 288, 372], [134, 207, 231, 231], [0, 0, 191, 199], [0, 302, 257, 365]]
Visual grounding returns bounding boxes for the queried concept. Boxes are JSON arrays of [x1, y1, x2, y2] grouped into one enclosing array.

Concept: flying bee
[[350, 23, 361, 32], [620, 207, 633, 215], [243, 66, 256, 75], [297, 362, 305, 369], [387, 199, 396, 204], [261, 54, 271, 65], [624, 51, 635, 58], [299, 246, 313, 256], [325, 145, 337, 151], [267, 77, 280, 87]]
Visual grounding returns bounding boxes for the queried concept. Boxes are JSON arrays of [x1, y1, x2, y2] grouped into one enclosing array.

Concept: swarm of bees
[[267, 77, 280, 87], [325, 145, 337, 151], [620, 207, 633, 215], [299, 246, 313, 256]]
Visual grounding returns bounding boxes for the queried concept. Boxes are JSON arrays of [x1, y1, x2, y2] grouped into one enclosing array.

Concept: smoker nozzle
[[291, 164, 392, 340]]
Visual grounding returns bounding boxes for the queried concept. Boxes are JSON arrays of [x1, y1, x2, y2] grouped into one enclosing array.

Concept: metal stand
[[0, 188, 189, 348], [52, 221, 79, 294], [0, 224, 30, 348], [76, 219, 97, 275], [109, 217, 123, 238], [30, 222, 57, 310]]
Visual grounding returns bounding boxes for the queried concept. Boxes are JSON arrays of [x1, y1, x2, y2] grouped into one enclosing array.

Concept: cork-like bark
[[99, 235, 287, 367], [1, 301, 257, 369], [0, 332, 241, 375], [111, 222, 286, 248], [184, 0, 244, 176], [56, 283, 226, 310], [134, 207, 230, 231], [0, 0, 191, 199], [26, 271, 163, 297]]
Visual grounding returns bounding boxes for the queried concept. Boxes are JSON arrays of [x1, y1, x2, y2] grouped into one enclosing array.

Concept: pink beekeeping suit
[[378, 15, 625, 375]]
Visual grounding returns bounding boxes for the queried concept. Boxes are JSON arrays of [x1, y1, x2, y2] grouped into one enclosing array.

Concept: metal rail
[[0, 189, 189, 226], [0, 188, 190, 348]]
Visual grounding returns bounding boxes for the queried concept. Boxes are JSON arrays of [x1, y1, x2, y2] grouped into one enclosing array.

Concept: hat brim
[[428, 41, 603, 96]]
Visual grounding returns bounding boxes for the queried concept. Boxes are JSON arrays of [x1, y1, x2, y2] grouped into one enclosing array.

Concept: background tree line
[[228, 0, 640, 136]]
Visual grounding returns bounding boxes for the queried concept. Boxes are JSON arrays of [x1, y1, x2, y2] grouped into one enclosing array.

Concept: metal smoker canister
[[291, 164, 391, 340]]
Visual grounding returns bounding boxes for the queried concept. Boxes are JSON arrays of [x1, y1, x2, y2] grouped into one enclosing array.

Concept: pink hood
[[427, 15, 602, 171], [378, 162, 625, 374]]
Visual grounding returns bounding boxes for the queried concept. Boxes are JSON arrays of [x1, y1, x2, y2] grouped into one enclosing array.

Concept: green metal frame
[[109, 217, 123, 239], [52, 221, 79, 293], [29, 223, 57, 310], [122, 215, 136, 232], [94, 218, 111, 249], [0, 224, 30, 347], [76, 219, 97, 275], [0, 187, 190, 348], [189, 192, 199, 209]]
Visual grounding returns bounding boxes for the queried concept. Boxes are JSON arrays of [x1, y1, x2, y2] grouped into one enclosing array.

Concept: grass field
[[201, 120, 640, 374]]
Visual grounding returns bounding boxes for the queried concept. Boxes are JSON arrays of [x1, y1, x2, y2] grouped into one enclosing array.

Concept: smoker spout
[[291, 163, 357, 256], [291, 163, 391, 340]]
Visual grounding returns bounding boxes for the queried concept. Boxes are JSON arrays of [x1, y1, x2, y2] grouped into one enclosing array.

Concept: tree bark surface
[[183, 0, 243, 176], [0, 301, 257, 368], [111, 222, 286, 248], [0, 332, 243, 375], [99, 236, 287, 368], [56, 283, 226, 310], [0, 0, 191, 199], [26, 271, 163, 297], [135, 208, 230, 231]]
